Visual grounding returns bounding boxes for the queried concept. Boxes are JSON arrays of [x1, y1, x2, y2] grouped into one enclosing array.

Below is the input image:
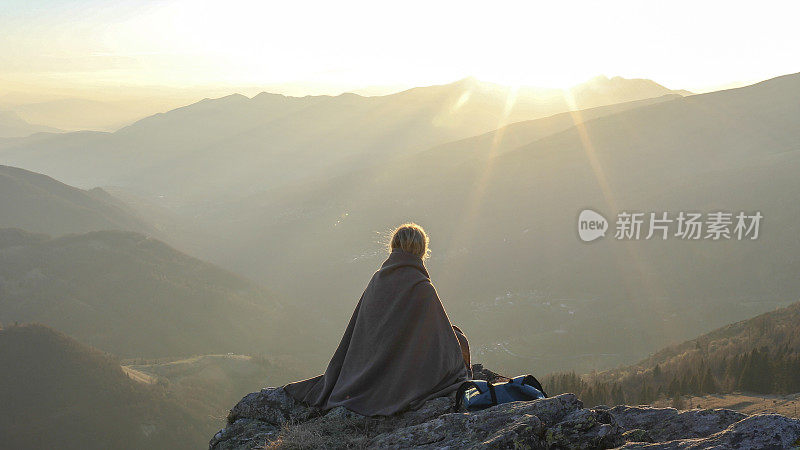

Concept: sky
[[1, 0, 798, 95]]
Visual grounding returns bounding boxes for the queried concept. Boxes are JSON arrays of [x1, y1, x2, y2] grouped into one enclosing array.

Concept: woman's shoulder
[[409, 275, 438, 299], [396, 264, 432, 287]]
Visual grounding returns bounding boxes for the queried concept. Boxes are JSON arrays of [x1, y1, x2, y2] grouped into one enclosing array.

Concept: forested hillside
[[544, 301, 800, 406]]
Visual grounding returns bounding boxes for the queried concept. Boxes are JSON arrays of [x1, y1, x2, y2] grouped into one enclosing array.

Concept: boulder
[[607, 405, 747, 442], [225, 387, 317, 426], [369, 394, 585, 448], [619, 413, 800, 449], [211, 374, 800, 449]]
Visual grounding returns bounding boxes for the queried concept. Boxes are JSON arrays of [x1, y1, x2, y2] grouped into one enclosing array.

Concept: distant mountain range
[[0, 110, 59, 138], [0, 228, 321, 365], [0, 76, 687, 203], [0, 324, 207, 449], [4, 98, 166, 132], [570, 75, 693, 104]]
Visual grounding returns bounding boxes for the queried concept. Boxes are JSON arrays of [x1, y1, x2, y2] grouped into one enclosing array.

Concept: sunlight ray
[[439, 85, 520, 285], [561, 90, 672, 337]]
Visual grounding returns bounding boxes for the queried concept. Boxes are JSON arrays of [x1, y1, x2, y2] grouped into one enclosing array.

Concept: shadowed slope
[[0, 229, 320, 363], [0, 324, 207, 449], [0, 165, 153, 236]]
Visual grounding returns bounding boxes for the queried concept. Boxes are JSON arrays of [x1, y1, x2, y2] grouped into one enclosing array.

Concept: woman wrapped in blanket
[[284, 223, 470, 416]]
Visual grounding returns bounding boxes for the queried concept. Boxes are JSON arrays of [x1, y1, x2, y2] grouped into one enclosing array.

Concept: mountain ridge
[[0, 228, 322, 365], [0, 164, 155, 237], [0, 75, 688, 202], [0, 110, 60, 138]]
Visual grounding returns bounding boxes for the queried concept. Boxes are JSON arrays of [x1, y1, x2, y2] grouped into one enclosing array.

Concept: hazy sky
[[1, 0, 798, 94]]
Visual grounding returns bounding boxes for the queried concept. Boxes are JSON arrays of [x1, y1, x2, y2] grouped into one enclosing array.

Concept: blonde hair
[[389, 223, 430, 260]]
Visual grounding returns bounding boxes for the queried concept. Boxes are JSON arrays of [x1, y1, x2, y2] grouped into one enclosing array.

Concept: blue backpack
[[455, 375, 547, 411]]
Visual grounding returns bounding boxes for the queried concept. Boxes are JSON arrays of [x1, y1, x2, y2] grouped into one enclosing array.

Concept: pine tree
[[668, 376, 680, 397], [700, 367, 718, 394], [638, 380, 654, 404], [611, 382, 625, 405]]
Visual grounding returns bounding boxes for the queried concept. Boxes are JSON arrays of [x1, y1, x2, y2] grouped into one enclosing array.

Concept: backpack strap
[[486, 381, 498, 405], [521, 374, 548, 397], [454, 381, 482, 411]]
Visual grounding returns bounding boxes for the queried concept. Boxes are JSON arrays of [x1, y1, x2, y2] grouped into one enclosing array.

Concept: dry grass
[[651, 392, 800, 418], [262, 414, 394, 449]]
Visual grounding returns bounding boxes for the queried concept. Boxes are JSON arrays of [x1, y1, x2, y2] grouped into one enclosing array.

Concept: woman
[[284, 223, 469, 416]]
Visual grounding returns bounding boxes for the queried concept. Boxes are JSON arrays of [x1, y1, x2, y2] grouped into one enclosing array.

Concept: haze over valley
[[2, 64, 799, 450], [3, 72, 799, 359]]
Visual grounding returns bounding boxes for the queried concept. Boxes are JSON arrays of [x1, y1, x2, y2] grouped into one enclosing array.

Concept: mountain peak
[[454, 76, 480, 85], [569, 74, 687, 101], [252, 91, 288, 101], [587, 74, 611, 83], [198, 93, 249, 104]]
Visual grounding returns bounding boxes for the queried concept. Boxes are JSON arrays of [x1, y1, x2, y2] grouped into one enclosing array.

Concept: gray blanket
[[284, 249, 468, 416]]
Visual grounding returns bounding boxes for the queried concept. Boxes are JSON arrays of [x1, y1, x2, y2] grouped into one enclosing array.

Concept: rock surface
[[211, 385, 800, 449]]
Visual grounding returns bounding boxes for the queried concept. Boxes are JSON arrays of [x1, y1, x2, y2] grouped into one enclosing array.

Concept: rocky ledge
[[211, 380, 800, 449]]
